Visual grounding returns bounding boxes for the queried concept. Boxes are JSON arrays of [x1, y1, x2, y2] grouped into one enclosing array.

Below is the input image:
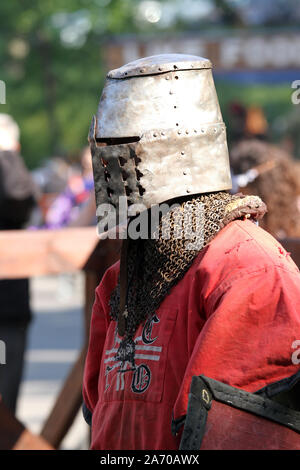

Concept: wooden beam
[[0, 402, 52, 450], [0, 227, 99, 279], [40, 348, 87, 449], [13, 431, 53, 450], [39, 240, 121, 449]]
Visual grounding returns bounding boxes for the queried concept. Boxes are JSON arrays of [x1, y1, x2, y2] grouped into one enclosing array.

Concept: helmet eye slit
[[96, 136, 140, 146]]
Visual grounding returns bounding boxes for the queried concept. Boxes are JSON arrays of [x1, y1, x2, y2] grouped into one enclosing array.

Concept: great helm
[[89, 54, 232, 230]]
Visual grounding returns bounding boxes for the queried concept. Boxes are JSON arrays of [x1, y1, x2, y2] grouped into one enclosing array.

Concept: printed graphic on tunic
[[104, 314, 161, 394]]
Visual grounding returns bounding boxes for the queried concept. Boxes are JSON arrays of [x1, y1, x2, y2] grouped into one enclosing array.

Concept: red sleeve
[[173, 264, 300, 422], [82, 264, 119, 415]]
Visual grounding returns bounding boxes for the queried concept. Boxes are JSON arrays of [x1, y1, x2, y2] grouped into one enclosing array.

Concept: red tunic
[[83, 219, 300, 450]]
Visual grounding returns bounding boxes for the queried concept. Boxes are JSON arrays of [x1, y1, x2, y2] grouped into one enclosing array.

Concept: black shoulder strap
[[256, 370, 300, 411]]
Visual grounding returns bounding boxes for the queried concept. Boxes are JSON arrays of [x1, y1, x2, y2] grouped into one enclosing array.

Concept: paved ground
[[16, 273, 90, 450]]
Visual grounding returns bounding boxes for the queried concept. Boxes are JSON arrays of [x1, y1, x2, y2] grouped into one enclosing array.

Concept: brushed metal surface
[[96, 68, 222, 138], [90, 54, 232, 228]]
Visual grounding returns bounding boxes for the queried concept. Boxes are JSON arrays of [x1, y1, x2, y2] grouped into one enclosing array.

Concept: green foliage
[[0, 1, 298, 167], [0, 0, 140, 168]]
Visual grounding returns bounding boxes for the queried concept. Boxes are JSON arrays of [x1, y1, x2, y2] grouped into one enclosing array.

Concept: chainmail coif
[[109, 191, 267, 368]]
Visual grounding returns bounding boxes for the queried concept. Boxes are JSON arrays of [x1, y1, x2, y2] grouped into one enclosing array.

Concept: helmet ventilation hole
[[138, 185, 146, 196], [107, 187, 114, 198], [121, 169, 128, 181], [135, 169, 143, 181], [118, 156, 126, 166], [134, 155, 142, 166]]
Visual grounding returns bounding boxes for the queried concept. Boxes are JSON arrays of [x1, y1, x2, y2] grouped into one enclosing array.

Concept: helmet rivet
[[169, 90, 174, 95], [153, 132, 158, 137], [183, 171, 187, 175], [178, 130, 181, 135], [181, 151, 185, 155], [186, 130, 189, 134], [158, 67, 162, 71], [194, 129, 197, 133], [161, 131, 165, 136], [165, 76, 170, 80], [201, 128, 205, 133], [186, 188, 191, 193]]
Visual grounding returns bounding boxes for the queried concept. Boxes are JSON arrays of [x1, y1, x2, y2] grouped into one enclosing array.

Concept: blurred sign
[[103, 32, 300, 71]]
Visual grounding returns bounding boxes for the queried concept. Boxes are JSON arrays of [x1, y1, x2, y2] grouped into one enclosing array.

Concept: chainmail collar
[[109, 191, 267, 369]]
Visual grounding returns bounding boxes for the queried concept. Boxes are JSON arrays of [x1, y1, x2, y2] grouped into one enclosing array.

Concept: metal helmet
[[89, 54, 232, 229]]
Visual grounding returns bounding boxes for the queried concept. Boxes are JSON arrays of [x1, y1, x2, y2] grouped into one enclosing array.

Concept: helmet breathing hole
[[138, 185, 146, 196], [118, 156, 127, 166], [134, 155, 142, 166], [104, 170, 110, 182], [107, 187, 114, 197], [121, 170, 128, 181], [135, 169, 143, 181]]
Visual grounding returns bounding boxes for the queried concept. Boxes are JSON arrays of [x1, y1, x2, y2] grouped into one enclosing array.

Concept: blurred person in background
[[244, 106, 269, 141], [229, 102, 269, 145], [42, 146, 96, 301], [228, 101, 248, 144], [44, 146, 96, 229], [0, 113, 37, 413], [230, 138, 300, 239], [30, 157, 71, 227]]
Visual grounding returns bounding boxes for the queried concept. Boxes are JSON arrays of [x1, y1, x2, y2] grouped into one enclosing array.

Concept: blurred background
[[0, 0, 300, 450]]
